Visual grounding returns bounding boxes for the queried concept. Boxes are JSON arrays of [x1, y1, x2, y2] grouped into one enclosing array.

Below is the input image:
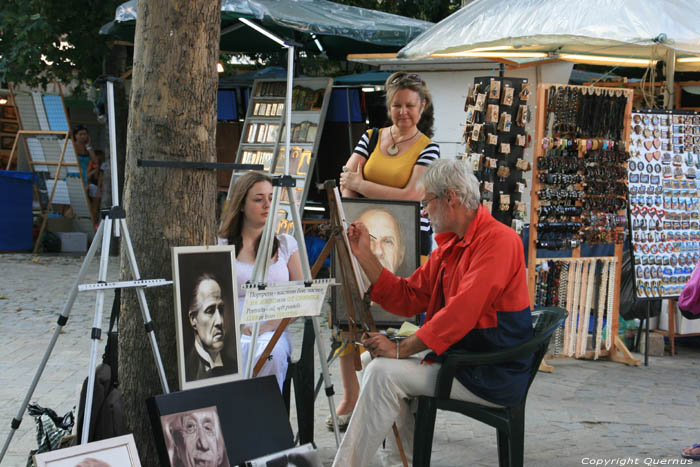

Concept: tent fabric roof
[[103, 0, 433, 58], [398, 0, 700, 60], [333, 71, 390, 86]]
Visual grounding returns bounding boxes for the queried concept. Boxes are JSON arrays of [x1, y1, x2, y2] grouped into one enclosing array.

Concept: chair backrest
[[521, 307, 568, 400]]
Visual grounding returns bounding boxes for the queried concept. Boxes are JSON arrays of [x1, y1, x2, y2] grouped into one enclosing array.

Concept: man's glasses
[[420, 196, 439, 210], [390, 73, 422, 85]]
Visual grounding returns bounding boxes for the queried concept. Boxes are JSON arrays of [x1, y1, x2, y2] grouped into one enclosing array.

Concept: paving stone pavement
[[1, 253, 700, 466]]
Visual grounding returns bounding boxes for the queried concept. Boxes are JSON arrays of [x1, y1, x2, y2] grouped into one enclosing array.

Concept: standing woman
[[218, 172, 303, 390], [332, 72, 440, 428]]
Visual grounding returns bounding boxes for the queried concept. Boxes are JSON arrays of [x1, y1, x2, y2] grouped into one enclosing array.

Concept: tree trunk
[[119, 1, 221, 465]]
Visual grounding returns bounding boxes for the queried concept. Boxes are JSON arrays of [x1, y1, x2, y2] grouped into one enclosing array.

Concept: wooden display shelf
[[529, 83, 640, 369]]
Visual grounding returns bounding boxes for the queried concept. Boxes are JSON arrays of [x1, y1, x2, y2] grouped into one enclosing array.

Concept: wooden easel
[[304, 180, 408, 467], [528, 83, 640, 369]]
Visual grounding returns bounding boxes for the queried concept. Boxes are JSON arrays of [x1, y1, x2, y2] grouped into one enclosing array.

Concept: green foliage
[[0, 0, 121, 87], [332, 0, 461, 23]]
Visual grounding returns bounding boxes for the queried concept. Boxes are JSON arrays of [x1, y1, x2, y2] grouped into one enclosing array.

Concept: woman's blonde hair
[[384, 72, 435, 138], [218, 171, 278, 258]]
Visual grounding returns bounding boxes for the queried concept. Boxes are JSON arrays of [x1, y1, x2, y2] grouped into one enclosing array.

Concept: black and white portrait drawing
[[33, 434, 141, 467], [172, 246, 242, 390], [160, 406, 230, 467]]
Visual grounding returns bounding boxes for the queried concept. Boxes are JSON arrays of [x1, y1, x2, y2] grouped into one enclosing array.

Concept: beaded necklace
[[605, 259, 616, 350], [595, 259, 610, 360]]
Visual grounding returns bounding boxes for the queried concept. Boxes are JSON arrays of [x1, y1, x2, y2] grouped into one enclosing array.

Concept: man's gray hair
[[188, 273, 218, 319], [420, 158, 481, 210]]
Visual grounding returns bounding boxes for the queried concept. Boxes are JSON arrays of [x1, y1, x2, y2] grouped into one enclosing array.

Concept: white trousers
[[332, 350, 502, 467], [240, 331, 291, 391]]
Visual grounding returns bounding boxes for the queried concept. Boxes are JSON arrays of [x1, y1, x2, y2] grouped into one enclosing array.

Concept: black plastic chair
[[282, 317, 316, 445], [413, 307, 568, 467]]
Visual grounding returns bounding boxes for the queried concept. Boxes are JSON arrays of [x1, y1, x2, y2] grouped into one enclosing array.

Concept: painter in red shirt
[[333, 158, 532, 467]]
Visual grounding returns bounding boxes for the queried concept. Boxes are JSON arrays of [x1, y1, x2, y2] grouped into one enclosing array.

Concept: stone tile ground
[[1, 253, 699, 466]]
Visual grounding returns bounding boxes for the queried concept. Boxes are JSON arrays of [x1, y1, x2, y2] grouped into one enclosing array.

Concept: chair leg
[[282, 365, 294, 414], [500, 406, 525, 467], [295, 320, 316, 445], [510, 404, 525, 467], [413, 397, 438, 467], [294, 357, 315, 445], [496, 429, 510, 467]]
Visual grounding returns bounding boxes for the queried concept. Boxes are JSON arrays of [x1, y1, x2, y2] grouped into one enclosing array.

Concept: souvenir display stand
[[4, 87, 95, 252], [628, 108, 700, 353], [228, 77, 333, 234], [528, 83, 640, 367], [463, 76, 532, 233]]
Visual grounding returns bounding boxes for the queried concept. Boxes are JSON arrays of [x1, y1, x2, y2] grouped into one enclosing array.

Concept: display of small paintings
[[280, 121, 319, 144], [246, 123, 283, 144], [235, 77, 332, 235], [172, 245, 242, 390], [33, 434, 141, 467], [253, 101, 284, 117], [242, 150, 274, 171], [160, 406, 230, 467], [332, 198, 421, 327], [275, 146, 311, 176], [245, 443, 322, 467]]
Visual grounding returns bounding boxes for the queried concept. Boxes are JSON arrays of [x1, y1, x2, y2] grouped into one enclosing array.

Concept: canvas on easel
[[332, 197, 421, 328]]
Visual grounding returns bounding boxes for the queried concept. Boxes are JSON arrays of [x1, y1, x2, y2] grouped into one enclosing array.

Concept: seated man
[[332, 158, 533, 467]]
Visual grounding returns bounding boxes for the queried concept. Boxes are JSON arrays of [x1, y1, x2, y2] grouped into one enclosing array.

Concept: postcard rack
[[528, 83, 640, 367]]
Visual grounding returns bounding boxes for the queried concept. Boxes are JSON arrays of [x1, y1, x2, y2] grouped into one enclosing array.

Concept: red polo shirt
[[370, 206, 533, 406]]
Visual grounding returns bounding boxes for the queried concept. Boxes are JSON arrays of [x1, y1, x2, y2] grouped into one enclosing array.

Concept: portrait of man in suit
[[173, 247, 241, 390]]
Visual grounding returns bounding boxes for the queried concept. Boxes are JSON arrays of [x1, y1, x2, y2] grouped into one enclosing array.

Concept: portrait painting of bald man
[[161, 406, 230, 467], [33, 434, 141, 467], [172, 246, 242, 390], [333, 199, 420, 327]]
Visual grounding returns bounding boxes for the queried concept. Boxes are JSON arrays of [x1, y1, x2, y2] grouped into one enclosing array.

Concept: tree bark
[[119, 1, 221, 465]]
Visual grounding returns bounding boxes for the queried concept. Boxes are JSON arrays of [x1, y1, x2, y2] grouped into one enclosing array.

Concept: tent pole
[[346, 90, 353, 154], [285, 45, 294, 177], [664, 48, 676, 110]]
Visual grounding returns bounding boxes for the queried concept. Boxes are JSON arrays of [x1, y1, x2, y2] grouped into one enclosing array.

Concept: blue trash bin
[[0, 170, 37, 251]]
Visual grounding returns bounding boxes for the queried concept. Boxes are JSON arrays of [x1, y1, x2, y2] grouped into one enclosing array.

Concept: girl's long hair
[[218, 171, 279, 259]]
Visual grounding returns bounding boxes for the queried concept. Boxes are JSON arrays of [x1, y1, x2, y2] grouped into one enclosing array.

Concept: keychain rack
[[528, 83, 640, 367]]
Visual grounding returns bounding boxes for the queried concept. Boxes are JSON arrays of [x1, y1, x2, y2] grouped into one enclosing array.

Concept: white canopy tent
[[397, 0, 700, 108]]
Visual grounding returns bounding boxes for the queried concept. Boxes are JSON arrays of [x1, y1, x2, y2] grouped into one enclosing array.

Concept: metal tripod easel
[[229, 18, 342, 446], [0, 79, 171, 463]]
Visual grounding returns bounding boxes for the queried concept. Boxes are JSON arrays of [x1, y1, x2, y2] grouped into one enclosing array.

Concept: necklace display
[[534, 257, 617, 358], [387, 127, 419, 155]]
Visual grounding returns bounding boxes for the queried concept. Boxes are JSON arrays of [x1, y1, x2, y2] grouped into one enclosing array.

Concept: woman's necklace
[[387, 127, 420, 155]]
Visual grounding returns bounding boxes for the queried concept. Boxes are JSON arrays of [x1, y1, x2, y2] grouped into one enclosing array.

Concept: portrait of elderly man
[[185, 274, 238, 382], [162, 406, 230, 467], [332, 158, 533, 467], [356, 207, 406, 276]]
